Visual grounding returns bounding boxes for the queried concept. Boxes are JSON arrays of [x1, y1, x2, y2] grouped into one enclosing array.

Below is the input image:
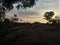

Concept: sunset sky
[[6, 0, 59, 23]]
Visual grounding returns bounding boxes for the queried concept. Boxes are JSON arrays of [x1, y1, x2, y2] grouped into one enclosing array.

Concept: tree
[[0, 5, 6, 22], [14, 14, 19, 22], [1, 0, 37, 11], [11, 14, 19, 22], [0, 0, 37, 22], [44, 11, 55, 23], [4, 18, 10, 23]]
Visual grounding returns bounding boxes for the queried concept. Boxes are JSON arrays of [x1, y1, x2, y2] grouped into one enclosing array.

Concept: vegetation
[[44, 11, 54, 20], [0, 0, 60, 45], [0, 0, 37, 42], [0, 0, 37, 22], [1, 0, 37, 10], [0, 0, 38, 43], [44, 11, 60, 25]]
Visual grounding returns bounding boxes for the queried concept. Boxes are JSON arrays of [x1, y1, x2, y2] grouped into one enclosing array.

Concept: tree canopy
[[0, 0, 37, 11], [44, 11, 54, 20], [0, 0, 37, 22]]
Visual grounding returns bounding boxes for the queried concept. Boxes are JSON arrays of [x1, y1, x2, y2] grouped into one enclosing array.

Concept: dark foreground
[[0, 22, 60, 45]]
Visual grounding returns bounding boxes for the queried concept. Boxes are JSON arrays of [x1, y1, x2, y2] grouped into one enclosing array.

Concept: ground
[[0, 23, 60, 45]]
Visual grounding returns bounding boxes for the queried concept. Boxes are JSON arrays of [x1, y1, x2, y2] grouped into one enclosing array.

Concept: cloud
[[17, 11, 39, 16], [30, 0, 58, 11]]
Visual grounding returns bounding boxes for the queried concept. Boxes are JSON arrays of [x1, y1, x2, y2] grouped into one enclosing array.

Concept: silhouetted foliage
[[14, 14, 17, 17], [0, 5, 6, 22], [44, 11, 54, 21], [4, 18, 10, 23], [20, 19, 23, 21], [0, 0, 37, 22], [52, 20, 60, 25], [34, 22, 40, 24], [11, 14, 19, 22], [0, 0, 37, 10], [44, 11, 55, 24]]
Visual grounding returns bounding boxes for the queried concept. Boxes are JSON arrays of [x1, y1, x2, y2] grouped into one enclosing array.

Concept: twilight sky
[[6, 0, 59, 23]]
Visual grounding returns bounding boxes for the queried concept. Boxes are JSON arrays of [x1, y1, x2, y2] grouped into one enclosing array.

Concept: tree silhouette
[[0, 0, 37, 22], [1, 0, 37, 11], [0, 5, 6, 22], [11, 14, 19, 22], [14, 14, 17, 18], [44, 11, 55, 22], [4, 18, 10, 23]]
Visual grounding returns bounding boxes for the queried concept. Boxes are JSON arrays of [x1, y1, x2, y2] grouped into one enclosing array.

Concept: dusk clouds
[[31, 0, 58, 11], [17, 11, 39, 16]]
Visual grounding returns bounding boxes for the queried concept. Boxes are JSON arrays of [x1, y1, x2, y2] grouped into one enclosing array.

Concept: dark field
[[0, 23, 60, 45]]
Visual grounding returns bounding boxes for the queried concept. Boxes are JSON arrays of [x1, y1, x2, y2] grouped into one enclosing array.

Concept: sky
[[6, 0, 59, 23]]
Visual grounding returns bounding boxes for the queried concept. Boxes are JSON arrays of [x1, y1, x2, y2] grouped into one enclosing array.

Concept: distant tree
[[14, 14, 19, 21], [11, 14, 19, 22], [44, 11, 54, 20], [34, 22, 40, 24], [14, 14, 17, 17], [4, 18, 10, 23], [53, 16, 60, 24], [20, 19, 23, 21], [44, 11, 55, 23]]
